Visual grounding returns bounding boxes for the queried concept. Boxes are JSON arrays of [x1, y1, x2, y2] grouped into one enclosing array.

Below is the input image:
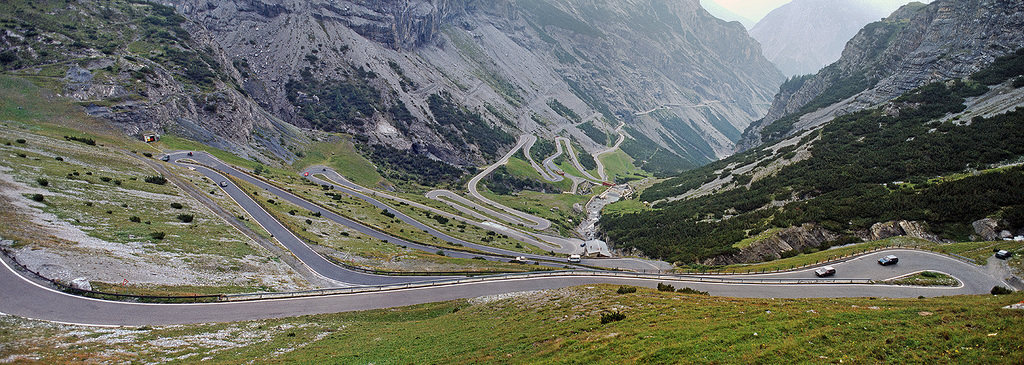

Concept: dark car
[[814, 266, 836, 277], [219, 181, 228, 187], [996, 250, 1012, 259], [160, 155, 170, 162], [878, 255, 899, 266]]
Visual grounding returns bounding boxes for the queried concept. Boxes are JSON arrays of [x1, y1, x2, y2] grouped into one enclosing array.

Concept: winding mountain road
[[0, 151, 1014, 327]]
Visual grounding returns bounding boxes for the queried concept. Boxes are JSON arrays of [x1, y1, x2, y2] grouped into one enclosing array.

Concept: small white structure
[[142, 132, 160, 143]]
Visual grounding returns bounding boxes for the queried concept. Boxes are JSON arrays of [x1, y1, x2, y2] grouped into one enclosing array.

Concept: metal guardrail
[[219, 270, 873, 302]]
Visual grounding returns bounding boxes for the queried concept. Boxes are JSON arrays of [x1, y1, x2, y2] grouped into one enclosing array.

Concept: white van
[[567, 254, 581, 263]]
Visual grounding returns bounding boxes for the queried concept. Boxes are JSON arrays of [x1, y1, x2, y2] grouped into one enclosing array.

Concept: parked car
[[996, 250, 1012, 259], [815, 266, 836, 277], [160, 155, 170, 162], [567, 254, 581, 263], [878, 255, 899, 266]]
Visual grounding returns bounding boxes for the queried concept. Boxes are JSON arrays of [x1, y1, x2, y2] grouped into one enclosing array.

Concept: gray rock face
[[165, 0, 784, 166], [704, 223, 839, 265], [865, 220, 940, 242], [973, 218, 1001, 241], [739, 0, 1024, 151]]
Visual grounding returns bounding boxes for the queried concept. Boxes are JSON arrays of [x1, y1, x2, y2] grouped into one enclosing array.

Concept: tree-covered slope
[[601, 51, 1024, 264]]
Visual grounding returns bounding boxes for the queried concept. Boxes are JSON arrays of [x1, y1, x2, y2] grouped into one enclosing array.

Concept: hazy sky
[[711, 0, 930, 23], [712, 0, 794, 21]]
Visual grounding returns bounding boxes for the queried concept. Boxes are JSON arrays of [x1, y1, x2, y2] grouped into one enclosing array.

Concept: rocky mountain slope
[[749, 0, 910, 77], [601, 0, 1024, 265], [739, 0, 1024, 150], [162, 0, 784, 172], [0, 0, 306, 163]]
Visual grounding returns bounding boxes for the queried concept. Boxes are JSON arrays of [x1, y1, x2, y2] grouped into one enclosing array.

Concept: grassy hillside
[[602, 51, 1024, 264], [2, 287, 1021, 363]]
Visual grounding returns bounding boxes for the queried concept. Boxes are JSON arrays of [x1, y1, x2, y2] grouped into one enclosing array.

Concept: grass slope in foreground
[[1, 286, 1021, 363]]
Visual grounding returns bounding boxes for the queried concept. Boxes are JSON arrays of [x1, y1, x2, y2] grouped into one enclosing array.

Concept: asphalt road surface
[[0, 246, 1009, 326]]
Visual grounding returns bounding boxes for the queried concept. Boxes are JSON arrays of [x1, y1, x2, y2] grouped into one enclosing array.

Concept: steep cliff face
[[739, 0, 1024, 150], [164, 0, 783, 169]]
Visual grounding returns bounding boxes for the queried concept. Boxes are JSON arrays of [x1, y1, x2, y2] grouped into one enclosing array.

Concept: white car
[[814, 266, 836, 277], [567, 254, 581, 263]]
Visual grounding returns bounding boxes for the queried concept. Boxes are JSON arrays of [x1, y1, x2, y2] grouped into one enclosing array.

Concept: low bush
[[36, 178, 48, 187], [657, 283, 675, 292], [30, 194, 44, 202], [676, 287, 710, 295], [170, 203, 183, 209], [176, 214, 194, 223], [15, 138, 26, 144], [616, 286, 637, 294], [150, 232, 166, 240], [600, 311, 626, 324], [991, 286, 1013, 295], [129, 216, 141, 223], [144, 176, 167, 185]]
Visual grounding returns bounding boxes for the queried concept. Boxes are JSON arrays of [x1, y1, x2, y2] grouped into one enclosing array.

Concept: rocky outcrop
[[972, 218, 1017, 241], [704, 223, 839, 265], [864, 220, 941, 242], [739, 0, 1024, 150]]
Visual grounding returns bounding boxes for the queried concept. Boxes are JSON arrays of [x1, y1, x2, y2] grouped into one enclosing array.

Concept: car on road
[[511, 256, 528, 264], [567, 254, 581, 263], [878, 255, 899, 266], [996, 250, 1012, 259], [815, 266, 836, 277], [160, 155, 170, 162], [219, 181, 228, 187]]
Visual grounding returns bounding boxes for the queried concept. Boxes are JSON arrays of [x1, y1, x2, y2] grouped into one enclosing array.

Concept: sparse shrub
[[676, 287, 710, 295], [176, 214, 194, 223], [305, 219, 312, 225], [15, 138, 26, 144], [142, 152, 152, 158], [36, 178, 48, 187], [992, 286, 1013, 295], [106, 210, 113, 214], [30, 194, 44, 202], [657, 283, 676, 292], [129, 216, 141, 223], [99, 177, 111, 182], [150, 232, 166, 240], [54, 156, 63, 161], [436, 250, 445, 256], [170, 203, 183, 209], [84, 202, 93, 207], [600, 311, 626, 324], [63, 136, 96, 146], [312, 212, 321, 217], [289, 210, 297, 216], [381, 209, 395, 218], [16, 153, 26, 158], [339, 232, 350, 236], [144, 176, 167, 185], [113, 179, 121, 185], [617, 286, 637, 294], [267, 199, 275, 204]]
